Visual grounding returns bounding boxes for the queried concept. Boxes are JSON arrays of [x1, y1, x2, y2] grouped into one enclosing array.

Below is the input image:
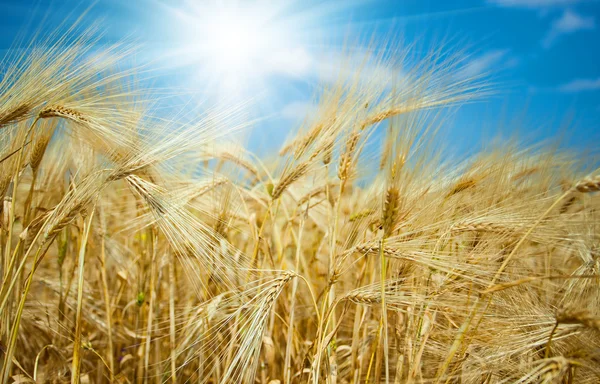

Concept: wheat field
[[0, 23, 599, 384]]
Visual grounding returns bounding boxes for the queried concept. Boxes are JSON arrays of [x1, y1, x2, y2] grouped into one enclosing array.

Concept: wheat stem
[[71, 203, 96, 384], [380, 237, 390, 384], [284, 205, 307, 384], [168, 251, 177, 383], [2, 118, 40, 296], [0, 244, 43, 383], [143, 227, 158, 383], [98, 214, 115, 382]]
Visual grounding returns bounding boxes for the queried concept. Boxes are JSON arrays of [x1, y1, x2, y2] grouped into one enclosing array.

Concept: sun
[[189, 8, 268, 78], [165, 1, 304, 97], [157, 0, 363, 118], [203, 14, 262, 69]]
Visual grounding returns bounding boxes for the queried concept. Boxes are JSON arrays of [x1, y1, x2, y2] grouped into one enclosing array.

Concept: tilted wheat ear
[[38, 105, 91, 123], [574, 175, 600, 193]]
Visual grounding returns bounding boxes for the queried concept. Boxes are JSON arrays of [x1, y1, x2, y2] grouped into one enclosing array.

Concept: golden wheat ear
[[0, 23, 139, 131], [556, 308, 600, 331], [574, 175, 600, 193], [0, 105, 31, 128]]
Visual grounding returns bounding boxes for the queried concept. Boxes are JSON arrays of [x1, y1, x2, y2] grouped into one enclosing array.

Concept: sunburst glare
[[162, 1, 325, 99]]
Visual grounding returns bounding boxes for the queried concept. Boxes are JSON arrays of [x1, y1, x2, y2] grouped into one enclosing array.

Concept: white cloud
[[542, 9, 595, 47], [558, 77, 600, 92], [267, 47, 314, 76], [280, 101, 318, 120], [554, 9, 595, 30], [459, 49, 515, 78], [488, 0, 583, 8]]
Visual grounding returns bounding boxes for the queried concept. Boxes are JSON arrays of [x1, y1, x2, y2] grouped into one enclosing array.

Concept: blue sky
[[1, 0, 598, 157]]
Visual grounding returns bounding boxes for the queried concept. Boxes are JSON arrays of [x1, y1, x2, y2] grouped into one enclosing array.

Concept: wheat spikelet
[[279, 140, 296, 156], [280, 120, 328, 160], [20, 209, 49, 251], [38, 105, 91, 123], [344, 291, 381, 305], [0, 105, 31, 128], [446, 178, 476, 197], [218, 151, 261, 182], [511, 167, 539, 182], [41, 172, 106, 240], [264, 271, 295, 306], [556, 309, 600, 331], [105, 156, 155, 181], [559, 195, 577, 214], [280, 125, 321, 158], [355, 244, 401, 258], [44, 200, 86, 239], [349, 209, 375, 222], [188, 178, 228, 201], [29, 122, 56, 172], [359, 91, 477, 131], [293, 124, 324, 159], [338, 131, 361, 181], [451, 221, 519, 234], [574, 175, 600, 193], [29, 138, 50, 172], [379, 126, 394, 171], [218, 271, 295, 383], [297, 185, 328, 207], [321, 141, 334, 165], [382, 187, 400, 237], [537, 357, 572, 384], [271, 162, 309, 200], [360, 106, 411, 129], [125, 175, 167, 215]]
